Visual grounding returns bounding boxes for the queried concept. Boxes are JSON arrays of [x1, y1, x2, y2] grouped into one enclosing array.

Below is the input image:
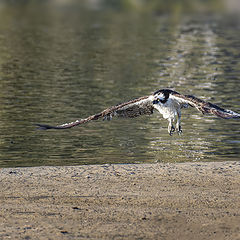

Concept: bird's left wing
[[36, 95, 154, 130], [170, 91, 240, 119]]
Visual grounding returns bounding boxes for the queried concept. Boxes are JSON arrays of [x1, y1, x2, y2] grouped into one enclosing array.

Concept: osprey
[[37, 89, 240, 136]]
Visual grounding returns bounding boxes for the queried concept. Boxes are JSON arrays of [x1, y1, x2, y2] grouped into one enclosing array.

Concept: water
[[0, 1, 239, 167]]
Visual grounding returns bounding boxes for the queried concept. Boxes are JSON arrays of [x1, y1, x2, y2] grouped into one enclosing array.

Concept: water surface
[[0, 1, 239, 167]]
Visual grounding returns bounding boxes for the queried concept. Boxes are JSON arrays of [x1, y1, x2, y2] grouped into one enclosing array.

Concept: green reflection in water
[[0, 1, 239, 167]]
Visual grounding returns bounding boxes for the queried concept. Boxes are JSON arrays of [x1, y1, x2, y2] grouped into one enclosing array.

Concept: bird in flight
[[36, 89, 240, 136]]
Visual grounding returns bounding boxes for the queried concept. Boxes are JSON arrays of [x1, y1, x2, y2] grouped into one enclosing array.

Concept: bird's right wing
[[36, 95, 154, 130]]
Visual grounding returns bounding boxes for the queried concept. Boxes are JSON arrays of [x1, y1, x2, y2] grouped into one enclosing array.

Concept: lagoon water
[[0, 1, 239, 167]]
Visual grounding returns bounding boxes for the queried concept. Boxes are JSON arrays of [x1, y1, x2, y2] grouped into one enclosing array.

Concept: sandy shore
[[0, 161, 240, 240]]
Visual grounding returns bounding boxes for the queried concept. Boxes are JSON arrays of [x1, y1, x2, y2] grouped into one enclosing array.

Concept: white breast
[[154, 99, 180, 119]]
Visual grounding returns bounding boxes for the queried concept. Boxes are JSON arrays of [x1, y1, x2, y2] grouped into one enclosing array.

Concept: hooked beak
[[152, 99, 159, 105]]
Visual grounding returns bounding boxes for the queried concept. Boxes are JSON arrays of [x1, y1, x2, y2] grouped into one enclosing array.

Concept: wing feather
[[36, 95, 154, 130], [170, 91, 240, 119]]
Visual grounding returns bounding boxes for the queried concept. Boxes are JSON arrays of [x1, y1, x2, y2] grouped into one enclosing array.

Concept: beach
[[0, 161, 240, 240]]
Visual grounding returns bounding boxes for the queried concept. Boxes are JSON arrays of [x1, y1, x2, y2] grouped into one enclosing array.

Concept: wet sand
[[0, 161, 240, 240]]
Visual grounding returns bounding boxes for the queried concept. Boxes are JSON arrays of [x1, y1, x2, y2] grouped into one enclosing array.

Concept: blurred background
[[0, 0, 239, 167]]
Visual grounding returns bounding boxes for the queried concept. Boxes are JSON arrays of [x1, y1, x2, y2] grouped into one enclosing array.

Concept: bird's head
[[152, 89, 170, 105]]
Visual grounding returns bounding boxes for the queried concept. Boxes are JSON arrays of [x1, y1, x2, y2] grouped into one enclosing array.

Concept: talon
[[177, 130, 182, 135]]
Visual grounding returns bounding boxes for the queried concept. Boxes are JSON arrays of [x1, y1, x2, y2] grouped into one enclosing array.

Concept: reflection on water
[[0, 1, 239, 167]]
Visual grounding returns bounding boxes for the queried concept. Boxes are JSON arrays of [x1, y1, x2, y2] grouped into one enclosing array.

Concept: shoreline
[[1, 161, 240, 239]]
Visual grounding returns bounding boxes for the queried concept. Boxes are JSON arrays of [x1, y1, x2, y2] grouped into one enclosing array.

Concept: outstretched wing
[[170, 91, 240, 119], [36, 95, 154, 130]]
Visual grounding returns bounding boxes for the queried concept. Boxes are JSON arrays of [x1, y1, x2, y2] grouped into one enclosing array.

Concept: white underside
[[153, 98, 180, 120]]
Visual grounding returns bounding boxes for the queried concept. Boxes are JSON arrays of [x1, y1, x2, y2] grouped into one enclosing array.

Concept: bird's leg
[[176, 110, 182, 135], [168, 119, 175, 136]]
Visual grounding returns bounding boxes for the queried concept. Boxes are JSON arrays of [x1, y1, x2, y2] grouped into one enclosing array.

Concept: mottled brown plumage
[[36, 95, 153, 130], [170, 91, 240, 119]]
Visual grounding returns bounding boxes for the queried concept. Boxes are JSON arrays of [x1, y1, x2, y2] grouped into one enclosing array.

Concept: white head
[[152, 89, 171, 105]]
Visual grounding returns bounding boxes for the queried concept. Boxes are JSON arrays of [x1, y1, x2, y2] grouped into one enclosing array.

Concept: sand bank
[[0, 161, 240, 239]]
